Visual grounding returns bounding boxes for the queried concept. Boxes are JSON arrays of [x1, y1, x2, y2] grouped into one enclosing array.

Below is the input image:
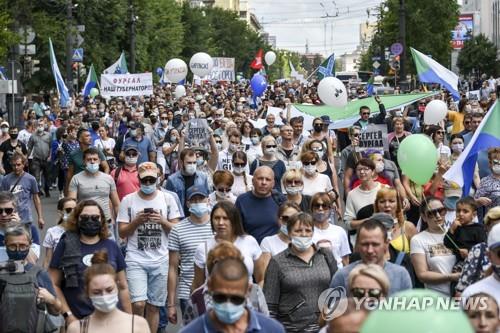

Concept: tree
[[0, 0, 19, 61], [457, 34, 499, 77]]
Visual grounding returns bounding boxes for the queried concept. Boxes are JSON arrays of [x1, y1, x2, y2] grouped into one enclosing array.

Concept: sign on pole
[[100, 73, 153, 97], [451, 14, 474, 49], [390, 43, 403, 56], [372, 61, 381, 69], [72, 48, 83, 62]]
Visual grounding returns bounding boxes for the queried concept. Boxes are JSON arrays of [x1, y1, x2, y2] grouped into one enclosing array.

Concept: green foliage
[[360, 0, 459, 75], [457, 34, 499, 77]]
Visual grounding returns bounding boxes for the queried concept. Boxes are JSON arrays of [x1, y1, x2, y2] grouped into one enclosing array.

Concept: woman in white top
[[300, 150, 333, 196], [42, 197, 76, 268], [191, 201, 266, 290], [425, 125, 451, 161], [231, 151, 253, 197], [240, 120, 254, 146], [95, 126, 116, 164], [208, 170, 237, 206], [260, 202, 301, 271], [246, 128, 263, 166]]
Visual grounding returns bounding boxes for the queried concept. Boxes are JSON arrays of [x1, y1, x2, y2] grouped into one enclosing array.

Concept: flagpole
[[305, 66, 320, 82]]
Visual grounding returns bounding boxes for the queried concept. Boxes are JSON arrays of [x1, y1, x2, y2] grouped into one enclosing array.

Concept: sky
[[252, 0, 383, 57]]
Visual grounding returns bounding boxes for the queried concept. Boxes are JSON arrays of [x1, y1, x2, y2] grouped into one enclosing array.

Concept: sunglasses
[[351, 288, 382, 299], [280, 215, 293, 222], [266, 145, 277, 149], [312, 203, 329, 210], [356, 167, 371, 173], [351, 133, 360, 138], [233, 163, 246, 168], [211, 293, 246, 306], [216, 187, 232, 193], [303, 161, 317, 166], [160, 117, 169, 120], [0, 207, 14, 215], [215, 141, 223, 144], [64, 207, 74, 214], [140, 177, 157, 185], [79, 214, 101, 223], [362, 112, 370, 116], [436, 131, 445, 135], [426, 207, 446, 217], [6, 244, 29, 252]]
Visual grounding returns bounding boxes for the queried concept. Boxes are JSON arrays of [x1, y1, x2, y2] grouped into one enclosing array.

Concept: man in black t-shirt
[[0, 126, 27, 175]]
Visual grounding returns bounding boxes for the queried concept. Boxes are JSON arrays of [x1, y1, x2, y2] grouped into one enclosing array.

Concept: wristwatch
[[63, 311, 73, 319]]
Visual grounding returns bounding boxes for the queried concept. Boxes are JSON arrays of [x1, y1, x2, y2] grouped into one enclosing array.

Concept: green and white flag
[[103, 51, 128, 74]]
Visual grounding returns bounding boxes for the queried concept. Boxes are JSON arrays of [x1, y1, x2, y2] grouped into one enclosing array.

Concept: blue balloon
[[250, 74, 267, 96], [156, 67, 163, 77]]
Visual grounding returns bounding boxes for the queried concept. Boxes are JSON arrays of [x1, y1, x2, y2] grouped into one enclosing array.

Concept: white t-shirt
[[94, 138, 116, 157], [260, 234, 288, 256], [117, 190, 182, 264], [246, 145, 263, 167], [42, 225, 66, 249], [462, 275, 500, 307], [232, 174, 253, 197], [410, 230, 456, 295], [194, 235, 262, 278], [302, 173, 333, 196], [313, 224, 351, 269], [217, 149, 234, 171]]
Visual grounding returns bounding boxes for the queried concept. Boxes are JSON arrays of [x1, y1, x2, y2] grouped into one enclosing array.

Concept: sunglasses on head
[[303, 161, 317, 166], [0, 207, 14, 215], [351, 287, 382, 299], [140, 177, 157, 185], [211, 293, 246, 306], [426, 207, 446, 217], [79, 214, 101, 223]]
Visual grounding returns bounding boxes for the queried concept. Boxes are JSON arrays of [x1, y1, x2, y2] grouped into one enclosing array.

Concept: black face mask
[[313, 124, 323, 132], [78, 217, 101, 236], [9, 134, 18, 140]]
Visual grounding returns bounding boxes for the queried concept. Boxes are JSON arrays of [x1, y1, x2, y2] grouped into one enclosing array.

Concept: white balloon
[[317, 77, 348, 107], [164, 58, 188, 83], [189, 52, 214, 77], [175, 85, 186, 99], [424, 100, 448, 125], [264, 51, 276, 66]]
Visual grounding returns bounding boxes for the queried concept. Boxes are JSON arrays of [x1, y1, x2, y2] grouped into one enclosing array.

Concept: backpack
[[0, 265, 52, 333]]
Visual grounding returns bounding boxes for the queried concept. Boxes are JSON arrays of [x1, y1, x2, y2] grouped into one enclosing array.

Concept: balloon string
[[421, 195, 461, 252]]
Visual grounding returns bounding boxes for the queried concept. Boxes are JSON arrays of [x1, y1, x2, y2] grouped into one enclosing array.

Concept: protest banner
[[358, 124, 388, 153], [101, 73, 153, 97], [185, 118, 211, 149], [195, 57, 235, 82]]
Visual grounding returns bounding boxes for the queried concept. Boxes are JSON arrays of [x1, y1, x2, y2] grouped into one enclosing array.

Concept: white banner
[[101, 73, 153, 97], [195, 57, 235, 82]]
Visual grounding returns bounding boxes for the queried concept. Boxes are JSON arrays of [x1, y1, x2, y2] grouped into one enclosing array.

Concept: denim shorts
[[126, 260, 168, 307]]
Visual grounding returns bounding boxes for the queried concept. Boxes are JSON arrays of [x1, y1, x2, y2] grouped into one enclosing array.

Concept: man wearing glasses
[[352, 95, 387, 130]]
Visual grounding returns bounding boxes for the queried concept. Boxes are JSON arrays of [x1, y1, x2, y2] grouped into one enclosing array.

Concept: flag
[[366, 75, 375, 96], [0, 66, 7, 80], [410, 47, 459, 100], [103, 51, 128, 74], [48, 38, 70, 107], [289, 61, 306, 83], [317, 53, 335, 80], [82, 64, 98, 97], [250, 49, 263, 70], [444, 101, 500, 195]]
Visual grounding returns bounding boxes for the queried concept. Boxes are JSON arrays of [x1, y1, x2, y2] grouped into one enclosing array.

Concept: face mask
[[161, 120, 169, 127], [90, 292, 119, 313], [280, 224, 288, 236], [122, 117, 128, 123], [375, 162, 384, 173], [44, 110, 51, 116], [387, 230, 393, 241], [140, 184, 156, 195], [196, 157, 205, 166], [213, 301, 246, 324], [465, 105, 472, 113], [189, 202, 210, 217], [313, 210, 330, 222], [6, 248, 29, 261], [285, 185, 303, 195], [184, 164, 197, 176], [1, 128, 8, 134], [78, 217, 101, 236], [37, 127, 44, 133], [492, 164, 500, 175], [229, 143, 238, 152], [86, 163, 99, 174], [9, 133, 18, 140], [314, 150, 324, 159], [265, 147, 276, 155], [130, 129, 137, 137], [62, 212, 69, 222], [216, 190, 231, 199], [451, 143, 464, 153], [216, 143, 223, 151], [304, 165, 316, 175], [233, 166, 245, 175], [291, 236, 313, 252], [251, 137, 260, 145], [125, 156, 138, 165], [313, 124, 323, 132]]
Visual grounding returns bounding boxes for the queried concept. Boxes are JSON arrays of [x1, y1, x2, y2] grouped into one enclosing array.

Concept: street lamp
[[398, 0, 407, 88]]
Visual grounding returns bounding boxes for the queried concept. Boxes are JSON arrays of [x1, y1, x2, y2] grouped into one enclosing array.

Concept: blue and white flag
[[317, 53, 335, 80], [103, 51, 129, 74], [0, 66, 7, 80], [48, 38, 70, 107]]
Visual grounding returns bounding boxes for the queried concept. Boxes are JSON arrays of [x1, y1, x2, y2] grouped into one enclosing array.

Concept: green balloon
[[361, 289, 474, 333], [397, 134, 437, 185], [89, 88, 99, 98]]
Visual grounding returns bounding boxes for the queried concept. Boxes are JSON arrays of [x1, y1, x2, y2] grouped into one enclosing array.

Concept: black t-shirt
[[0, 140, 27, 174], [182, 174, 195, 213]]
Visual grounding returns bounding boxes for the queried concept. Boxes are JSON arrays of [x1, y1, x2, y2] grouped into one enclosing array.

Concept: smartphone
[[144, 208, 154, 214]]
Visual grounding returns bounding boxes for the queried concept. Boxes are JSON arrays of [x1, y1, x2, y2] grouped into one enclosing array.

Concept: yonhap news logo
[[318, 287, 348, 320]]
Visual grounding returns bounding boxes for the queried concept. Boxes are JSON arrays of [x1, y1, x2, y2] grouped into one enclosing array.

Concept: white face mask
[[1, 128, 8, 134], [291, 236, 313, 252], [233, 166, 245, 175], [125, 156, 138, 165], [451, 143, 464, 153], [216, 143, 223, 151], [493, 164, 500, 175], [229, 143, 239, 152], [285, 185, 303, 195], [313, 149, 324, 159], [90, 292, 119, 313], [304, 165, 316, 175], [375, 162, 384, 173], [184, 163, 197, 175], [265, 147, 277, 155]]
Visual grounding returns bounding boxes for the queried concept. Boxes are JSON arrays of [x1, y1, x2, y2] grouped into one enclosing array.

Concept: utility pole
[[398, 0, 406, 87], [129, 0, 136, 73], [66, 0, 73, 94]]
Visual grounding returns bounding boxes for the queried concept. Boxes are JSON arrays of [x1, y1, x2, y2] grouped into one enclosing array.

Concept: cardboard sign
[[358, 124, 388, 152], [185, 118, 211, 149]]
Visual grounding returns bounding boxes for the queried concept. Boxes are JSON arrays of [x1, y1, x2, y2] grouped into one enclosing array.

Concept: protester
[[463, 293, 500, 333], [111, 145, 140, 200], [347, 263, 390, 300]]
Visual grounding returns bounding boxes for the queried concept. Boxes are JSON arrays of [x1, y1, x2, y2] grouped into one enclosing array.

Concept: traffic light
[[31, 59, 40, 74], [393, 55, 400, 71], [23, 56, 32, 79]]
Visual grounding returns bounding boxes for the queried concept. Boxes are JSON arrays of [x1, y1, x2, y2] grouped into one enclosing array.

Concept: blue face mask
[[280, 224, 288, 236], [6, 248, 29, 261], [189, 202, 210, 217], [213, 301, 245, 324], [86, 163, 99, 174], [140, 184, 156, 195]]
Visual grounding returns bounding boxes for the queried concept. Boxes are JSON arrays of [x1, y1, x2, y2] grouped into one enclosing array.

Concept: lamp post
[[129, 0, 136, 73], [66, 0, 73, 94], [398, 0, 407, 88]]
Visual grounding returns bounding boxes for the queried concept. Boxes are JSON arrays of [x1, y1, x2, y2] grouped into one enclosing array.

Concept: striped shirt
[[168, 217, 213, 300]]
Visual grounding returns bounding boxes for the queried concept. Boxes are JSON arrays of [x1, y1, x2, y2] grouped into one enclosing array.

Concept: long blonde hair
[[374, 187, 405, 228]]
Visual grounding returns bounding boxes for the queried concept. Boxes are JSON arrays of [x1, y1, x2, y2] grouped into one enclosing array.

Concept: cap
[[186, 185, 209, 200], [370, 212, 395, 230], [124, 145, 139, 153], [138, 162, 158, 179], [239, 97, 246, 103], [0, 121, 9, 128], [488, 223, 500, 249], [320, 115, 332, 124]]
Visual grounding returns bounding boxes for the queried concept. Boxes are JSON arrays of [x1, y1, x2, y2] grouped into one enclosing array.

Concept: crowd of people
[[0, 77, 498, 333]]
